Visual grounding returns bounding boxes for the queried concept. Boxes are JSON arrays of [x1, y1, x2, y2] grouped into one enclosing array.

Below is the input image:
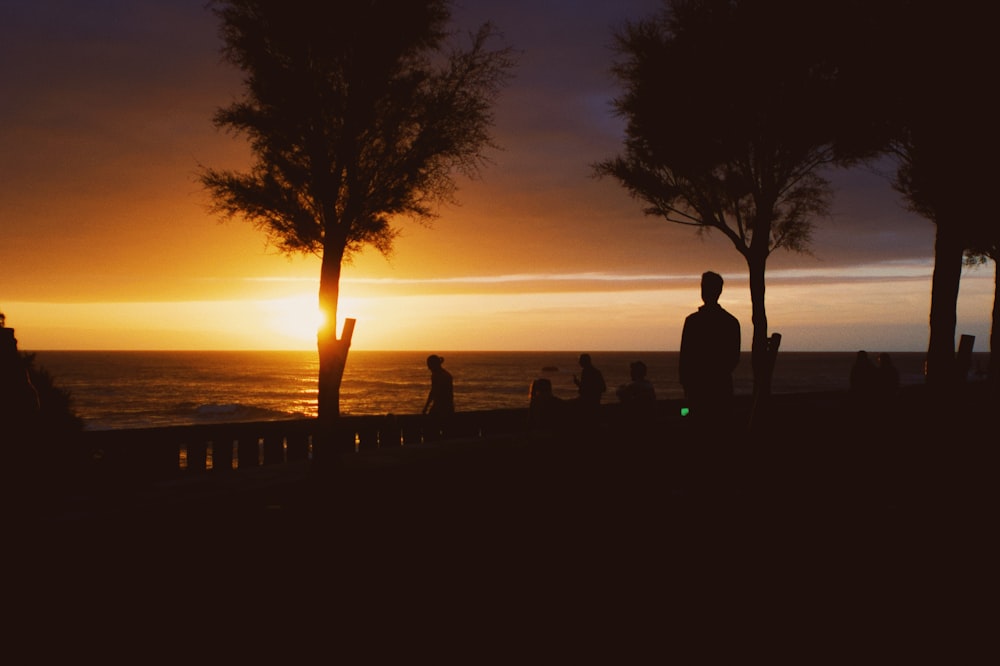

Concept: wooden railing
[[71, 398, 726, 480], [75, 405, 561, 481], [67, 383, 982, 484]]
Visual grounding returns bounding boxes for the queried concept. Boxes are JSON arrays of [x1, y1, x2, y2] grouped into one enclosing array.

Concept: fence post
[[380, 415, 402, 447], [237, 437, 260, 469], [262, 435, 285, 465], [212, 439, 234, 472], [186, 440, 208, 472], [748, 332, 782, 434]]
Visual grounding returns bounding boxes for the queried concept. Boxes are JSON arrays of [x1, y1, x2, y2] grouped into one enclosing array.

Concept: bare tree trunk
[[926, 223, 963, 390], [315, 244, 353, 467], [747, 254, 771, 433], [747, 256, 771, 398], [991, 259, 999, 394]]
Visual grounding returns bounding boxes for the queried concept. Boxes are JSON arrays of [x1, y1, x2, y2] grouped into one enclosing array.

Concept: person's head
[[426, 354, 444, 370], [530, 378, 553, 401], [629, 361, 647, 381], [701, 271, 724, 304], [856, 350, 869, 362], [578, 353, 592, 368]]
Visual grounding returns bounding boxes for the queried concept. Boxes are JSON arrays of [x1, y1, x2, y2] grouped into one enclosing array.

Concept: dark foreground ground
[[8, 383, 996, 661]]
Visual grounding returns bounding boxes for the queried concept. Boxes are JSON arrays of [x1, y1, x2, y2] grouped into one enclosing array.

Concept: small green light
[[680, 407, 690, 417]]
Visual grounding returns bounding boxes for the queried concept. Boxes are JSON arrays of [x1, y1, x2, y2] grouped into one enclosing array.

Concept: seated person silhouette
[[529, 377, 564, 430], [616, 360, 656, 404]]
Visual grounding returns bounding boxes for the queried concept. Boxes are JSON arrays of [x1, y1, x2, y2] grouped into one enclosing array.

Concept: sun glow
[[5, 264, 993, 352], [258, 296, 326, 346]]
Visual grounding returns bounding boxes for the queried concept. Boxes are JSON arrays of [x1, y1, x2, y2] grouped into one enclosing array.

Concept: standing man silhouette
[[679, 271, 741, 421]]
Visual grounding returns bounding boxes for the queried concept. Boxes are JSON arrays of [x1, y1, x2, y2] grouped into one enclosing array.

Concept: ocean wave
[[193, 402, 304, 423]]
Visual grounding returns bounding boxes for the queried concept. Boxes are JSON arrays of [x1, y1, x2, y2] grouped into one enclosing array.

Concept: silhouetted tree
[[594, 0, 883, 415], [891, 130, 993, 390], [881, 3, 995, 391], [200, 1, 513, 451], [964, 244, 1000, 392]]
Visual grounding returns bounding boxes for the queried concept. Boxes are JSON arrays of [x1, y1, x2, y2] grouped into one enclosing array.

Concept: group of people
[[424, 270, 744, 436], [565, 271, 742, 422]]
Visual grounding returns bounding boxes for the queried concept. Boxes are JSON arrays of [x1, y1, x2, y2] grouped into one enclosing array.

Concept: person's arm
[[423, 389, 433, 414], [679, 318, 691, 388]]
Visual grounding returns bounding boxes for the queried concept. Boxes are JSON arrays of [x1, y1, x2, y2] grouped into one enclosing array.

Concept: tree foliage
[[200, 0, 514, 427], [880, 1, 997, 388], [201, 0, 514, 264], [595, 0, 884, 405]]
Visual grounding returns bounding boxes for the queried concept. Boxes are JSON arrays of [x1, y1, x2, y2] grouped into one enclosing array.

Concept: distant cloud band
[[235, 261, 963, 291], [343, 272, 695, 285]]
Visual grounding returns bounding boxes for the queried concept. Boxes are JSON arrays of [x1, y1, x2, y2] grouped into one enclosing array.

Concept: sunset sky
[[1, 0, 993, 353]]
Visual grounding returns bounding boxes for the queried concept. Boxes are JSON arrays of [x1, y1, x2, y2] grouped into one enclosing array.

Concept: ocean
[[27, 350, 983, 431]]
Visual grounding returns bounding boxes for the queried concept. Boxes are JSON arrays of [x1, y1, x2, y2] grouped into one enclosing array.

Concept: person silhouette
[[573, 353, 606, 409], [528, 377, 565, 431], [422, 354, 454, 440], [679, 271, 741, 421], [850, 350, 878, 398], [616, 360, 657, 442], [616, 360, 656, 404], [876, 352, 899, 395], [570, 353, 606, 439]]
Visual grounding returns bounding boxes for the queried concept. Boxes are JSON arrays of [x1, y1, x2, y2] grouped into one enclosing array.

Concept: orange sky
[[1, 1, 993, 353]]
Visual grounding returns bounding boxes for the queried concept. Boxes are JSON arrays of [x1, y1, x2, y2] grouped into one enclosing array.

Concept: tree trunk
[[926, 223, 964, 390], [991, 259, 999, 394], [315, 243, 353, 465], [746, 253, 771, 433], [747, 255, 771, 400]]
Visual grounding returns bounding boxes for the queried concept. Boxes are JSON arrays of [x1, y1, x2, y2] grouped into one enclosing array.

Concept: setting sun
[[257, 296, 326, 345], [2, 2, 995, 356]]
